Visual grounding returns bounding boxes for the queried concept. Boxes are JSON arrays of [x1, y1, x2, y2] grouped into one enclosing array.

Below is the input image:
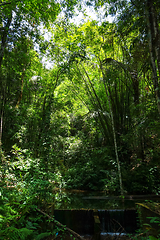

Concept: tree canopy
[[1, 0, 160, 239]]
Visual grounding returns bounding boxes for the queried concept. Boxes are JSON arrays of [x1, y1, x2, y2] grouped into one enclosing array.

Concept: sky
[[70, 5, 115, 25]]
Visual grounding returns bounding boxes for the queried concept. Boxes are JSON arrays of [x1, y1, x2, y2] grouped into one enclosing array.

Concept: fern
[[19, 228, 34, 240], [35, 232, 51, 240], [0, 227, 33, 240]]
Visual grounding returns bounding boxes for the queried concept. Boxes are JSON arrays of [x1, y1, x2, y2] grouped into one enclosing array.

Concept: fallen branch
[[112, 218, 126, 234], [36, 208, 85, 240]]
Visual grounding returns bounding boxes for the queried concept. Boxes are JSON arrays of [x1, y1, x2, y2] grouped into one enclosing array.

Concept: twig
[[36, 208, 85, 240], [110, 219, 126, 240]]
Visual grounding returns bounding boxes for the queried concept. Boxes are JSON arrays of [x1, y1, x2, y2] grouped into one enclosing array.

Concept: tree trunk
[[0, 107, 3, 149], [78, 64, 112, 143], [0, 15, 12, 69], [0, 15, 12, 156], [101, 69, 124, 195], [146, 1, 160, 114], [0, 97, 5, 178], [150, 2, 160, 78]]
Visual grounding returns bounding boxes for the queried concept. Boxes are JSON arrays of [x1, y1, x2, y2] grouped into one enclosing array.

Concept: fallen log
[[36, 208, 85, 240]]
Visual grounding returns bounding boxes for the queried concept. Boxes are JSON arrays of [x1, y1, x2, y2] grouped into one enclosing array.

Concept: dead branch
[[36, 208, 85, 240]]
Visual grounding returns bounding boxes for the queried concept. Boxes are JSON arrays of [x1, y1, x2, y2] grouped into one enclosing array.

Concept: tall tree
[[50, 20, 132, 193], [0, 0, 80, 157], [92, 0, 160, 114]]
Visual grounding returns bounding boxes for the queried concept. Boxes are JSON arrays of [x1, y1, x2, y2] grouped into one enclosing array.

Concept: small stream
[[54, 209, 137, 234], [54, 191, 160, 239]]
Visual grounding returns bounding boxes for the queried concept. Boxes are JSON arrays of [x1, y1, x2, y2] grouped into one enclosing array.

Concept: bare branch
[[36, 208, 85, 240]]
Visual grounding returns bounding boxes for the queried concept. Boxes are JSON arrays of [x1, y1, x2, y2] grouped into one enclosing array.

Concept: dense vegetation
[[1, 0, 160, 239]]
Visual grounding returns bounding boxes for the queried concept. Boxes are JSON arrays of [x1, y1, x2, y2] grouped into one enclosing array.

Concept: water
[[53, 191, 160, 237], [101, 233, 127, 236], [98, 209, 137, 233], [54, 190, 159, 210], [54, 208, 137, 236], [54, 209, 94, 235]]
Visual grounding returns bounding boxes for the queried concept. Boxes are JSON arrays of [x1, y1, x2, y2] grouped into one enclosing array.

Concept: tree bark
[[146, 1, 160, 114], [0, 106, 3, 150], [0, 97, 5, 173], [150, 2, 160, 78], [0, 14, 12, 69]]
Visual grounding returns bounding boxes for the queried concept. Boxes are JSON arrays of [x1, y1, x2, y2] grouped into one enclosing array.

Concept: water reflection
[[54, 191, 137, 209]]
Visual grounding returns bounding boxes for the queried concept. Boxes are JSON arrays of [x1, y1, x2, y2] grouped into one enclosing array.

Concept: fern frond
[[19, 228, 34, 240], [0, 227, 33, 240], [35, 232, 51, 240]]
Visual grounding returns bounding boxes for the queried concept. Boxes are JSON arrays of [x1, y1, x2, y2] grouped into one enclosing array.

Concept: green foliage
[[124, 164, 160, 194], [1, 2, 160, 239], [0, 227, 33, 240], [149, 236, 159, 240], [63, 143, 119, 192], [35, 232, 51, 240], [0, 154, 65, 240]]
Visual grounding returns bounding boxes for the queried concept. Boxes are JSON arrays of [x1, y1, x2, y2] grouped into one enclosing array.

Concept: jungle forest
[[1, 0, 160, 239]]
